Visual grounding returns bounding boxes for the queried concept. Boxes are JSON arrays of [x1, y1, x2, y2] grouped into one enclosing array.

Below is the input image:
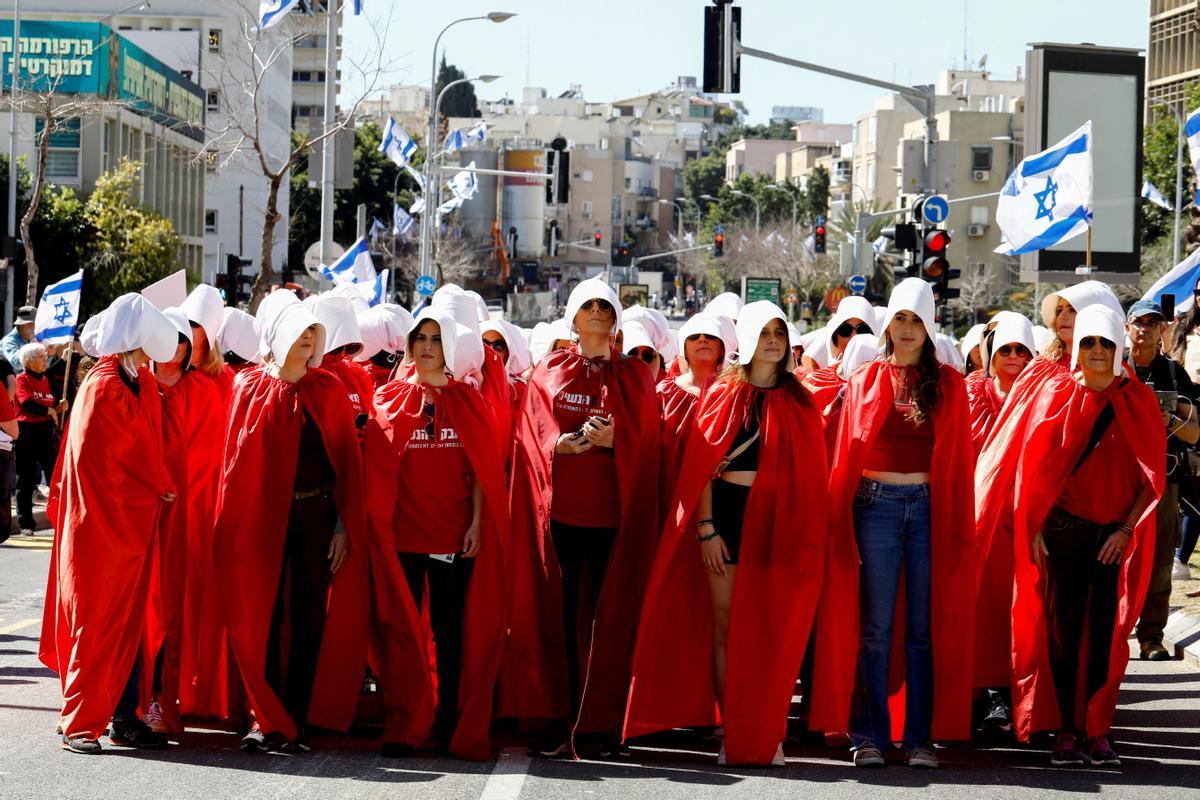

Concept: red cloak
[[479, 346, 514, 457], [497, 348, 660, 738], [966, 373, 1004, 457], [656, 376, 702, 508], [801, 365, 846, 458], [364, 378, 509, 759], [360, 360, 394, 391], [811, 361, 977, 741], [212, 367, 373, 740], [208, 363, 235, 405], [625, 378, 830, 764], [39, 357, 173, 740], [974, 370, 1164, 739], [321, 352, 376, 421]]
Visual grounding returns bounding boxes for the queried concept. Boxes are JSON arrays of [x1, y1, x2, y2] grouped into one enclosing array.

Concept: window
[[205, 210, 218, 234], [180, 70, 193, 81], [148, 26, 163, 31], [581, 200, 593, 217], [208, 29, 222, 53], [35, 118, 80, 180], [971, 145, 993, 171], [206, 89, 219, 111]]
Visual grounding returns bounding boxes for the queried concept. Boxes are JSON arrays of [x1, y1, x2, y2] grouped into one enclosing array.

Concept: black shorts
[[711, 479, 750, 565]]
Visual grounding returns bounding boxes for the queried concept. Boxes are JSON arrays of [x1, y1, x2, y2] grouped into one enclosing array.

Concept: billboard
[[1021, 43, 1144, 283]]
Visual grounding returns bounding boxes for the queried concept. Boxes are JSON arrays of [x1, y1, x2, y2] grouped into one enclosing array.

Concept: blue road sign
[[922, 195, 949, 225], [847, 274, 868, 295], [415, 275, 437, 296]]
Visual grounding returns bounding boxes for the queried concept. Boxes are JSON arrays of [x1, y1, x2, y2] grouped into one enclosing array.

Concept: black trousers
[[399, 552, 474, 742], [265, 494, 337, 728], [0, 450, 11, 543], [550, 520, 617, 721], [1042, 507, 1120, 733], [15, 421, 56, 531]]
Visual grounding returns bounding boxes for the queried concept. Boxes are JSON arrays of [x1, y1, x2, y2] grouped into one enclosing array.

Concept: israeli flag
[[1188, 107, 1200, 205], [995, 121, 1092, 256], [353, 0, 364, 14], [404, 164, 425, 191], [1142, 180, 1175, 212], [1143, 246, 1200, 317], [447, 162, 478, 201], [35, 270, 83, 344], [393, 203, 415, 238], [258, 0, 300, 30], [436, 196, 464, 219], [379, 117, 418, 168], [320, 237, 376, 286], [409, 197, 426, 216], [369, 217, 388, 244], [443, 121, 488, 154]]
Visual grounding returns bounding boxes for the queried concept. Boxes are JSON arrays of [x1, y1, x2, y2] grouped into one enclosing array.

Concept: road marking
[[2, 538, 52, 549], [479, 747, 530, 800], [0, 618, 39, 635]]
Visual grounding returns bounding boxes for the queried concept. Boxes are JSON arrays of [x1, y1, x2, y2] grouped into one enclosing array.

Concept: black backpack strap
[[1070, 402, 1116, 475]]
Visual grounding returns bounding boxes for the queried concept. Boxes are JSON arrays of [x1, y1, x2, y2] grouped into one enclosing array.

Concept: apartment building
[[1147, 0, 1200, 118]]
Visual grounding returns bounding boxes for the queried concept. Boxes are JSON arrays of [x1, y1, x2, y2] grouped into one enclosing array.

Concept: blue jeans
[[849, 478, 933, 751]]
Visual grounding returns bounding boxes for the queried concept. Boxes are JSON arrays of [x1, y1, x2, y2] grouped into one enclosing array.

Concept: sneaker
[[983, 694, 1014, 732], [852, 745, 886, 767], [530, 731, 569, 759], [1051, 731, 1084, 766], [1083, 734, 1120, 767], [240, 725, 266, 753], [771, 742, 786, 767], [1173, 559, 1192, 581], [907, 745, 938, 769], [61, 735, 102, 754], [1140, 641, 1171, 661], [108, 719, 167, 749], [143, 701, 168, 734], [20, 528, 34, 537]]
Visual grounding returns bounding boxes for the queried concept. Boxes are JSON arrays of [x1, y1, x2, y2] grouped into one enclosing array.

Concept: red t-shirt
[[15, 370, 54, 424], [549, 374, 621, 529], [0, 385, 14, 424], [394, 407, 475, 554], [1057, 412, 1142, 525]]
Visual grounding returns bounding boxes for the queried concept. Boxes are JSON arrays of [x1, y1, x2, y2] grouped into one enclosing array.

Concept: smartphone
[[587, 414, 612, 426], [429, 553, 456, 564], [1162, 293, 1176, 321]]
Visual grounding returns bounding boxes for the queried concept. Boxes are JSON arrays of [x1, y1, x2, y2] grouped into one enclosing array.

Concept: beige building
[[725, 138, 796, 183], [1147, 0, 1200, 117], [290, 2, 342, 126], [356, 84, 430, 135]]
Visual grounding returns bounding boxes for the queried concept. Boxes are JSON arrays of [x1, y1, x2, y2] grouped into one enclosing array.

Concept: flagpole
[[1086, 226, 1092, 268]]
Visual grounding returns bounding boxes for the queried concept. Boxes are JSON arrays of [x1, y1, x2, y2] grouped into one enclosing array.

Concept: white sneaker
[[20, 528, 35, 537], [772, 742, 786, 766], [143, 701, 168, 733], [1173, 560, 1192, 581]]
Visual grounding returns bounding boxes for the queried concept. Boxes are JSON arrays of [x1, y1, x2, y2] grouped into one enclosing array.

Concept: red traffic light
[[924, 230, 949, 253], [815, 225, 825, 236], [594, 230, 602, 246]]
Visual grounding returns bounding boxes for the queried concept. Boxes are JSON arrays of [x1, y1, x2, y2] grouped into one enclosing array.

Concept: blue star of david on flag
[[53, 296, 73, 324], [35, 270, 83, 345], [1033, 177, 1058, 221]]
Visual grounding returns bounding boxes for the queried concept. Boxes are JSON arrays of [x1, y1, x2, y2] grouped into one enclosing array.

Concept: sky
[[340, 0, 1150, 126]]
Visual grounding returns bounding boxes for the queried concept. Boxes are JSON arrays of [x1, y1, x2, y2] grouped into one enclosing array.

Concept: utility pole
[[318, 0, 338, 271], [5, 0, 21, 331]]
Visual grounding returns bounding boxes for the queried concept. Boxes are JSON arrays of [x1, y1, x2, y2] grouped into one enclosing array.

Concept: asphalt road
[[2, 533, 1197, 800]]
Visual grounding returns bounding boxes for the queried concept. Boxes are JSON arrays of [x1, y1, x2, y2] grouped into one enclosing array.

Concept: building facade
[[1147, 0, 1200, 117]]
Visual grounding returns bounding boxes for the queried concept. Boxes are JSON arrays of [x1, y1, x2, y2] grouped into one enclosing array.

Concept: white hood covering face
[[481, 318, 533, 376], [802, 326, 831, 368], [324, 282, 372, 315], [878, 277, 937, 351], [355, 304, 415, 363], [787, 322, 803, 348], [81, 293, 179, 362], [825, 295, 878, 358], [218, 307, 263, 365], [704, 292, 744, 324], [1071, 305, 1126, 376], [180, 283, 225, 347], [163, 307, 194, 345], [1032, 325, 1053, 352], [565, 278, 621, 335], [257, 289, 326, 368], [462, 290, 491, 324], [312, 295, 364, 355], [677, 312, 734, 368], [530, 318, 574, 365], [935, 333, 964, 369], [986, 312, 1036, 374], [960, 323, 986, 360], [409, 311, 484, 381], [623, 306, 676, 362], [430, 291, 483, 334], [620, 321, 656, 355], [838, 333, 879, 379], [1040, 280, 1124, 329], [735, 300, 793, 370]]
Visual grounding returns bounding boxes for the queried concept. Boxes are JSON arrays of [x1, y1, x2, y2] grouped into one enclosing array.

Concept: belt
[[292, 485, 334, 501]]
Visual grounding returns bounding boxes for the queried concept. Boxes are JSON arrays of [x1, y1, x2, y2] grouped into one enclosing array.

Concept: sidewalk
[[1165, 551, 1200, 667], [5, 497, 50, 538]]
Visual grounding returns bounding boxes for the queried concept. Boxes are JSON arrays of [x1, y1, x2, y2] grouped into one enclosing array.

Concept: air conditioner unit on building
[[972, 169, 990, 182], [966, 223, 988, 237]]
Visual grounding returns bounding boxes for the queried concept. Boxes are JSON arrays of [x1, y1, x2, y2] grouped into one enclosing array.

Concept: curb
[[6, 502, 49, 537], [1164, 609, 1200, 668]]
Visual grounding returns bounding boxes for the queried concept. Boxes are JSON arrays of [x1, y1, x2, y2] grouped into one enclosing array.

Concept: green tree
[[435, 54, 480, 119], [803, 165, 830, 223], [1142, 82, 1200, 248], [83, 159, 180, 314], [682, 152, 725, 210], [29, 185, 90, 288], [0, 154, 32, 231]]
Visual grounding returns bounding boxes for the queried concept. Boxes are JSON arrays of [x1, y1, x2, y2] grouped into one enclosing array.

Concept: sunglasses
[[1078, 336, 1116, 351], [686, 332, 718, 342], [484, 338, 508, 352], [632, 347, 658, 364], [581, 298, 613, 313], [996, 344, 1032, 358], [835, 321, 873, 339], [423, 402, 436, 437]]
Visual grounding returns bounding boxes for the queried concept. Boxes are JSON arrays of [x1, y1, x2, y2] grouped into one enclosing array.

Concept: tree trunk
[[249, 171, 284, 313], [20, 111, 53, 307]]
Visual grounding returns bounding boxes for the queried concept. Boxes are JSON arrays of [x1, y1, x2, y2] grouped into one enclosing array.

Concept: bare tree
[[202, 1, 399, 310], [710, 224, 842, 312]]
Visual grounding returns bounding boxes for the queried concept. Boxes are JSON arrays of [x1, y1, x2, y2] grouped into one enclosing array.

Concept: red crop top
[[864, 402, 934, 473]]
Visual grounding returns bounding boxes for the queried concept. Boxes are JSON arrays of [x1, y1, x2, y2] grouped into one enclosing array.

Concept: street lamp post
[[729, 189, 761, 237], [764, 183, 797, 239], [1151, 99, 1185, 267], [657, 198, 685, 240], [419, 12, 515, 281], [429, 74, 499, 263]]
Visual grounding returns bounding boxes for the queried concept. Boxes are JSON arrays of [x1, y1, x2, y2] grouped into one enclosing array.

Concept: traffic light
[[547, 220, 560, 257], [814, 214, 826, 254], [880, 222, 920, 278], [612, 243, 631, 266], [920, 228, 950, 283], [713, 231, 725, 257], [594, 228, 602, 249], [943, 267, 962, 300], [702, 1, 741, 93], [225, 254, 253, 306]]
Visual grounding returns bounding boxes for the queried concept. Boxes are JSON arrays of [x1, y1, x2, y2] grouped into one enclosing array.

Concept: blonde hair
[[196, 338, 226, 377]]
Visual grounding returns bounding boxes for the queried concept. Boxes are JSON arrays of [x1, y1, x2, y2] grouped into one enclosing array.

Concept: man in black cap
[[2, 306, 37, 373], [1127, 298, 1200, 660]]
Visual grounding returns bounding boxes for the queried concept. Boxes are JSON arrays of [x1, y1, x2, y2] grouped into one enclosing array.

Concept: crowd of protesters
[[25, 272, 1196, 771]]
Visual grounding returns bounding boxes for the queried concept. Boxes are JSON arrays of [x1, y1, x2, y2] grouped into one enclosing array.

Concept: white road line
[[0, 618, 39, 635], [479, 747, 531, 800]]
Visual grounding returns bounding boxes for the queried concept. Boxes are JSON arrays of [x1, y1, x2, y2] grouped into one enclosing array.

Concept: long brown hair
[[883, 334, 942, 424]]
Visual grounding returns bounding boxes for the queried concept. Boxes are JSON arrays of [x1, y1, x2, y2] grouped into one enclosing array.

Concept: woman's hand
[[328, 532, 349, 573], [160, 492, 177, 503], [461, 521, 482, 559], [555, 432, 593, 455], [700, 534, 730, 577], [1098, 530, 1131, 565], [1031, 532, 1049, 570], [582, 416, 615, 448]]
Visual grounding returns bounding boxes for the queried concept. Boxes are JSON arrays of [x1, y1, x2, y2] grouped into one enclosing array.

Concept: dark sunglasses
[[835, 321, 873, 339], [686, 332, 718, 342], [1078, 336, 1116, 351], [632, 347, 658, 364], [996, 344, 1032, 358], [484, 338, 508, 352], [423, 402, 436, 437], [581, 298, 613, 313]]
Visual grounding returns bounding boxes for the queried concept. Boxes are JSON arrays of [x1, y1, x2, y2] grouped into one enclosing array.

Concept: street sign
[[922, 195, 949, 225], [847, 274, 868, 295], [824, 285, 850, 312], [415, 275, 437, 296], [741, 276, 782, 305], [303, 241, 344, 282]]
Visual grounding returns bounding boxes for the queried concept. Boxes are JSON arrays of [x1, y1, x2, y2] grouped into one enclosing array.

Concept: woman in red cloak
[[975, 305, 1163, 767], [803, 333, 879, 458], [364, 311, 509, 760], [499, 278, 660, 758], [313, 296, 376, 427], [43, 294, 180, 753], [357, 304, 415, 390], [215, 291, 376, 753], [481, 318, 533, 437], [966, 312, 1035, 457], [217, 307, 263, 378], [814, 278, 976, 770], [182, 284, 235, 402], [625, 301, 829, 766]]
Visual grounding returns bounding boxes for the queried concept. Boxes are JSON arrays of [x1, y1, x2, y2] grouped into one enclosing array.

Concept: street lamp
[[1150, 100, 1185, 267], [657, 198, 685, 240], [729, 189, 761, 237], [429, 75, 500, 260], [95, 1, 151, 22], [419, 12, 515, 280], [764, 183, 797, 239]]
